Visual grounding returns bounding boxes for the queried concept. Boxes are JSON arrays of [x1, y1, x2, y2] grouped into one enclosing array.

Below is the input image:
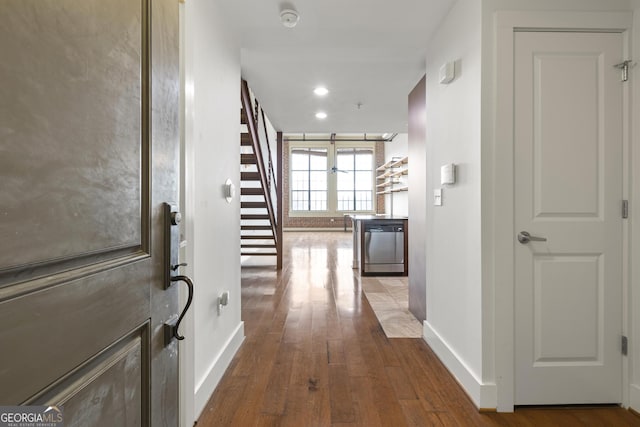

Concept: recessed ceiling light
[[314, 86, 329, 96], [315, 111, 327, 119]]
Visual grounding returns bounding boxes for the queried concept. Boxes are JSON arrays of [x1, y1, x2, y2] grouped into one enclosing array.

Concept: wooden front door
[[0, 0, 181, 425]]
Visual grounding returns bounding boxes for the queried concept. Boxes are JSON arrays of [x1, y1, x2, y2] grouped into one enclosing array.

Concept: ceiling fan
[[328, 133, 349, 174], [329, 165, 348, 174]]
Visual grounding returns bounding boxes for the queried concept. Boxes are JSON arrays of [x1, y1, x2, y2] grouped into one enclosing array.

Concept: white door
[[514, 32, 623, 405]]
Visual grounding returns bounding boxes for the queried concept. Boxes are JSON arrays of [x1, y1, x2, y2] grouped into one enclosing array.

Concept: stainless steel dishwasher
[[363, 221, 405, 273]]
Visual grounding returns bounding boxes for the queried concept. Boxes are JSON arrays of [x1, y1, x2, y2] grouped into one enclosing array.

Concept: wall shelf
[[376, 157, 408, 215]]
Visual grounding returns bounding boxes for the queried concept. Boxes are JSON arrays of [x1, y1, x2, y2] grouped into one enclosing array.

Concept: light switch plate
[[434, 188, 442, 206]]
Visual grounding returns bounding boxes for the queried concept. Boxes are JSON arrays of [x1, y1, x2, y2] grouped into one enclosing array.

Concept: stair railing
[[259, 108, 277, 202], [241, 79, 278, 248]]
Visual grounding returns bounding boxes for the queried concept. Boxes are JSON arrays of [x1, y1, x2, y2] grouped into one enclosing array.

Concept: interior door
[[0, 0, 181, 425], [514, 32, 623, 405]]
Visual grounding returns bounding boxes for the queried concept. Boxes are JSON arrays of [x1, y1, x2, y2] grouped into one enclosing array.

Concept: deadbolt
[[171, 211, 182, 225]]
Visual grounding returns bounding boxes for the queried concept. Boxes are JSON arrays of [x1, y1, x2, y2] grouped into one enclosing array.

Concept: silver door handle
[[518, 231, 547, 244]]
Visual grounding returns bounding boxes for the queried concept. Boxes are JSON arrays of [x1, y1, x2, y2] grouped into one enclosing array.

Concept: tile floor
[[360, 276, 423, 338]]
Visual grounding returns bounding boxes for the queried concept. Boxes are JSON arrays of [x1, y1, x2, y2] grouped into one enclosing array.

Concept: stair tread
[[240, 235, 275, 240], [241, 172, 261, 181], [241, 225, 273, 230], [241, 202, 268, 208], [241, 188, 264, 196], [241, 252, 277, 256], [241, 214, 270, 220], [241, 244, 277, 248], [241, 134, 252, 146], [241, 154, 257, 164]]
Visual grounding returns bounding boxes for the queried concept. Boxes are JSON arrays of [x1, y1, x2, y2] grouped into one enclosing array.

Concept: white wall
[[384, 133, 409, 217], [184, 1, 244, 423], [422, 0, 491, 408]]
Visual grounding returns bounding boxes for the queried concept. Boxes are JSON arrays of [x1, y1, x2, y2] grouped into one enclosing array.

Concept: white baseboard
[[194, 322, 245, 419], [630, 384, 640, 412], [423, 321, 497, 410]]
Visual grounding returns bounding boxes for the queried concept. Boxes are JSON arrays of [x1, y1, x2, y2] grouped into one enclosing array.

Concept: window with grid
[[290, 148, 328, 211], [336, 147, 374, 211]]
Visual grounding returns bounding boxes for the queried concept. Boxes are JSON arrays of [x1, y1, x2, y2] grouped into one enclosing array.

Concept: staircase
[[240, 80, 282, 268]]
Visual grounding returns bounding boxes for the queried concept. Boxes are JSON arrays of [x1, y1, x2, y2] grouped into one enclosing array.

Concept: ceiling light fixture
[[280, 9, 300, 28], [315, 111, 327, 120], [314, 86, 329, 96]]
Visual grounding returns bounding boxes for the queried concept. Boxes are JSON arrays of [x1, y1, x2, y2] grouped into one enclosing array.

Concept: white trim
[[179, 3, 195, 426], [424, 322, 497, 409], [496, 11, 632, 31], [492, 11, 632, 412], [630, 384, 640, 413], [194, 322, 245, 419]]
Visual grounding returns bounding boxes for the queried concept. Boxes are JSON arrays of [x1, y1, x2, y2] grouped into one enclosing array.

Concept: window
[[288, 142, 376, 215], [290, 148, 328, 211], [336, 147, 374, 211]]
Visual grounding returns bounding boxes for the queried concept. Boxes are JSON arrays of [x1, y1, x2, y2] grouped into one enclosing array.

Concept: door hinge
[[622, 200, 629, 219], [622, 336, 628, 356], [614, 60, 634, 82]]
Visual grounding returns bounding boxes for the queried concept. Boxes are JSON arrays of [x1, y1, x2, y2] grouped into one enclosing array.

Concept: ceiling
[[217, 0, 455, 134]]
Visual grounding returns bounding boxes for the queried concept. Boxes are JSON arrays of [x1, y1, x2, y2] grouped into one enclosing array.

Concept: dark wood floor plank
[[260, 342, 296, 415], [228, 332, 282, 425], [341, 318, 369, 377], [279, 385, 310, 427], [392, 339, 448, 411], [197, 232, 640, 427], [196, 375, 248, 426], [328, 364, 356, 423], [327, 339, 346, 365], [370, 322, 401, 367], [386, 365, 419, 400], [400, 400, 444, 427], [349, 376, 384, 427], [307, 351, 332, 426], [255, 414, 280, 427]]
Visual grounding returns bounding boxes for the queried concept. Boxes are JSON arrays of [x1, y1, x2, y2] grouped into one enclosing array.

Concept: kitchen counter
[[350, 215, 408, 276], [350, 214, 409, 221]]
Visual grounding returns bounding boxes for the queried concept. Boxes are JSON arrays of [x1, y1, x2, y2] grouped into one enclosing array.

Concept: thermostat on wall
[[441, 163, 456, 185], [439, 62, 455, 84]]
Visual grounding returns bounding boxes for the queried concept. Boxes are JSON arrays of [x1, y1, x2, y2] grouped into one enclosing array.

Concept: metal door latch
[[163, 203, 195, 345], [164, 275, 194, 344], [517, 231, 547, 244]]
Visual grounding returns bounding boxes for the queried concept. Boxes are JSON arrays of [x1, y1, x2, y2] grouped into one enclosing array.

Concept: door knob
[[517, 231, 547, 244]]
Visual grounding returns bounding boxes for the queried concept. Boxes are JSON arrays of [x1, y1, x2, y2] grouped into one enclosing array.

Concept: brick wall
[[283, 141, 385, 229]]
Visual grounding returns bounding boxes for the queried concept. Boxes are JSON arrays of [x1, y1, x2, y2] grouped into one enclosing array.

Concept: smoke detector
[[280, 9, 300, 28]]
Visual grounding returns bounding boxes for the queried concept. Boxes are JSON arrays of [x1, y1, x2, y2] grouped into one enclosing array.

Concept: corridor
[[198, 232, 639, 426]]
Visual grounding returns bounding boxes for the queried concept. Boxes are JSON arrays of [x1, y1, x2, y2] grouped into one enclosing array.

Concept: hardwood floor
[[198, 232, 640, 426]]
